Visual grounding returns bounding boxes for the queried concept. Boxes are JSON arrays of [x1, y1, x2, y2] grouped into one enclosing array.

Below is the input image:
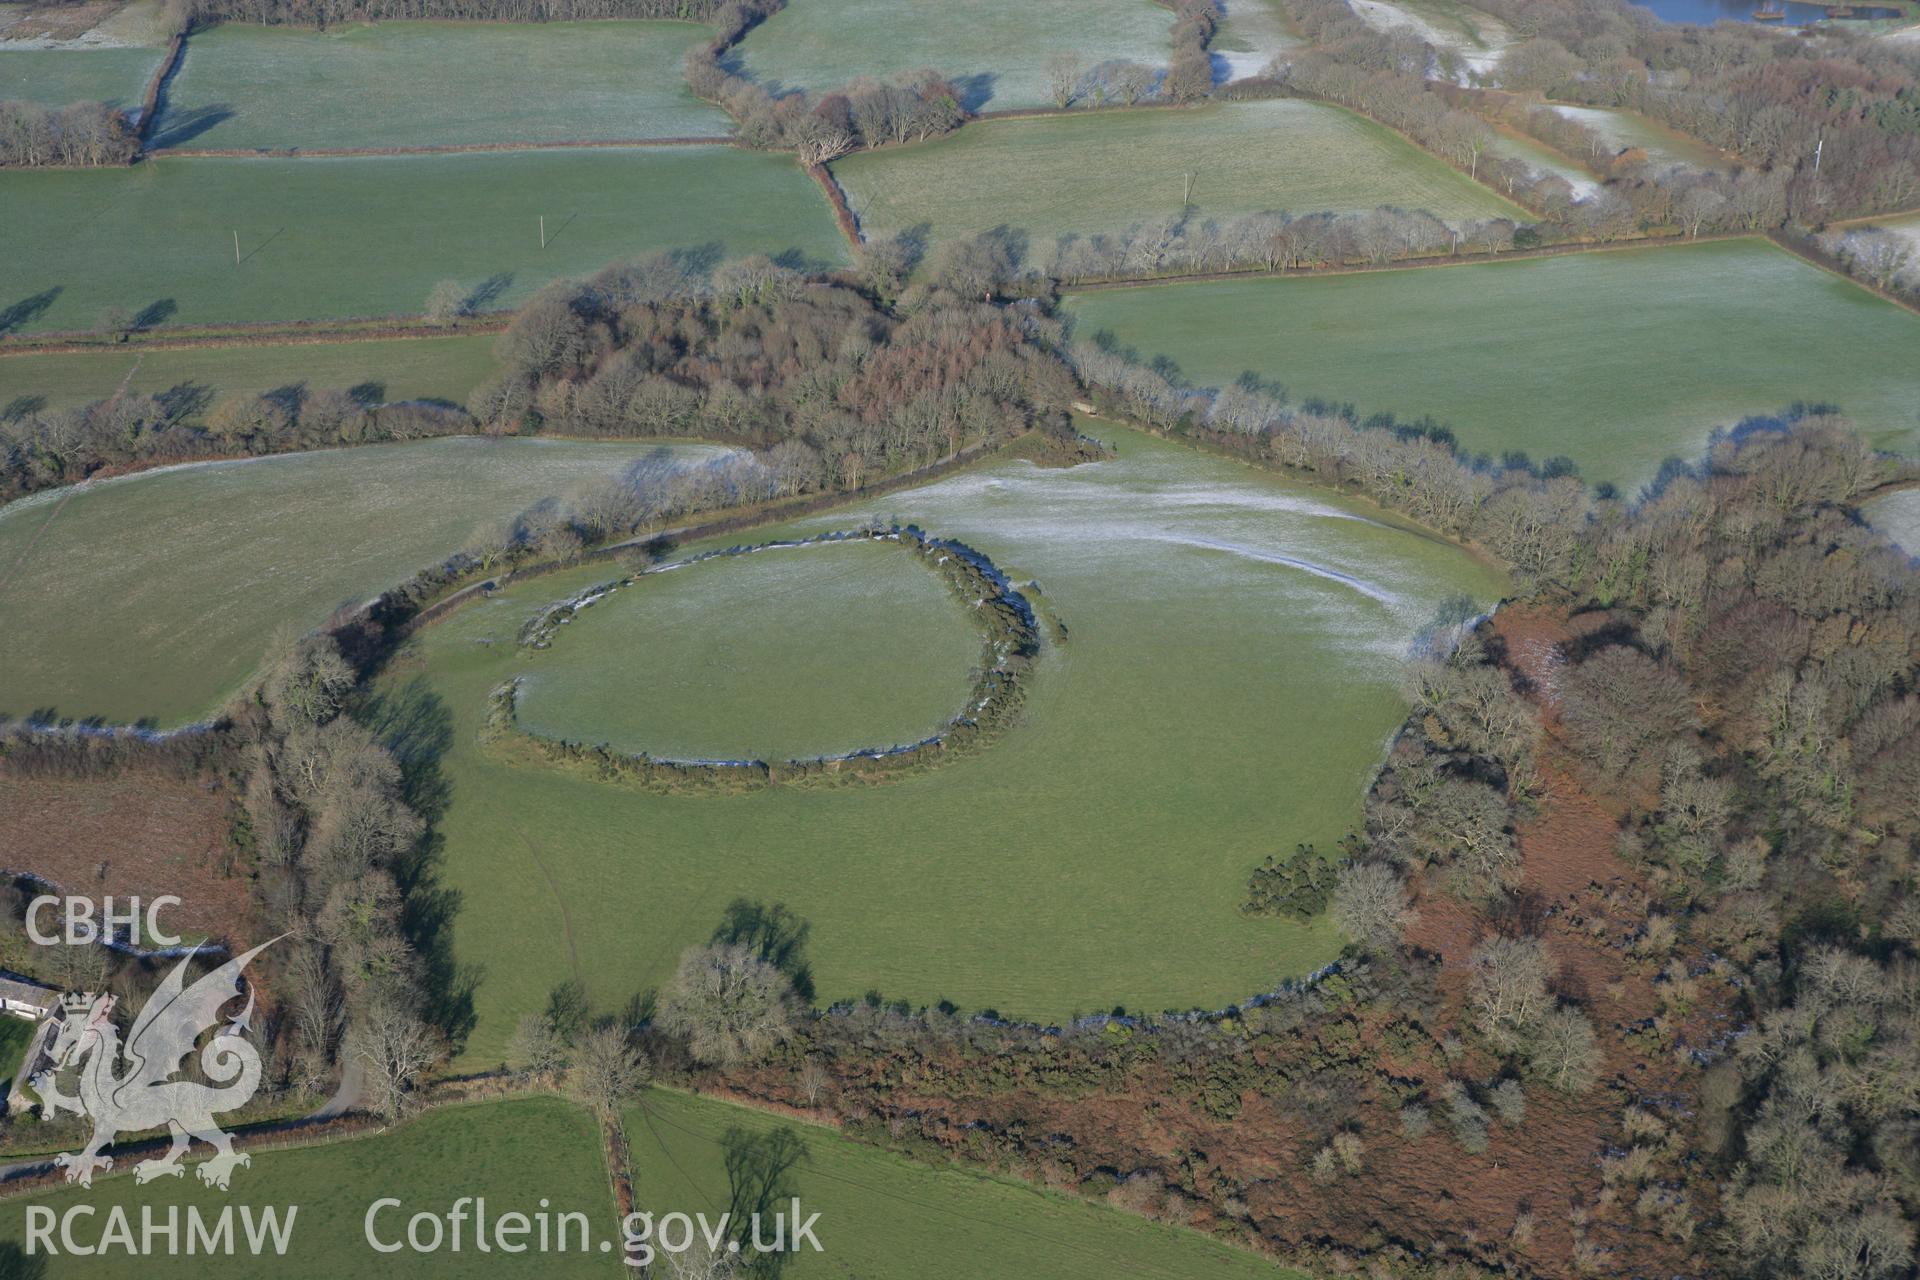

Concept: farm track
[[0, 349, 138, 596], [506, 814, 585, 991]]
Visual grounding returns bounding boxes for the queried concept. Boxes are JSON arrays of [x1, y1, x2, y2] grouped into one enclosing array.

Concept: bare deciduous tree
[[350, 998, 445, 1120], [657, 943, 796, 1067], [1468, 934, 1556, 1051], [570, 1025, 650, 1117], [1332, 860, 1414, 949]]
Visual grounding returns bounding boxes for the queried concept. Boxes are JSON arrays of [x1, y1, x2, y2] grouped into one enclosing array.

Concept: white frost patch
[[1349, 0, 1512, 85], [1214, 49, 1277, 80], [1212, 0, 1300, 82], [0, 0, 165, 49], [1875, 217, 1920, 254], [1160, 532, 1405, 608]]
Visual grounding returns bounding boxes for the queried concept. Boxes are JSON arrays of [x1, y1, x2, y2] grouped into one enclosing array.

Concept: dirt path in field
[[0, 356, 142, 599], [506, 814, 585, 993], [0, 483, 80, 600]]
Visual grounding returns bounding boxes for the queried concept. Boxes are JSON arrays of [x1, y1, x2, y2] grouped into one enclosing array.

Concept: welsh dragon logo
[[29, 938, 279, 1191]]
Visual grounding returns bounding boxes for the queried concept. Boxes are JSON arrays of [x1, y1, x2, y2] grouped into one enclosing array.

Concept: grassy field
[[733, 0, 1173, 111], [0, 1097, 617, 1277], [0, 437, 724, 725], [1867, 488, 1920, 557], [0, 333, 499, 409], [155, 21, 729, 150], [0, 148, 847, 334], [407, 425, 1507, 1064], [516, 539, 982, 762], [0, 44, 163, 110], [1064, 239, 1920, 490], [1545, 103, 1723, 170], [626, 1088, 1306, 1278], [831, 100, 1525, 262], [1213, 0, 1300, 80]]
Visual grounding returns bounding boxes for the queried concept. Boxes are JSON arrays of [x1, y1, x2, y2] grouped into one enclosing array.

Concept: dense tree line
[[1069, 339, 1603, 554], [0, 386, 468, 503], [1281, 0, 1740, 241], [1159, 0, 1220, 104], [1485, 0, 1920, 223], [689, 0, 1218, 161], [0, 636, 445, 1119], [468, 253, 1077, 492], [231, 636, 445, 1114], [0, 100, 138, 169], [1046, 206, 1525, 281], [1815, 223, 1920, 303], [1538, 425, 1919, 1279], [684, 1, 967, 162]]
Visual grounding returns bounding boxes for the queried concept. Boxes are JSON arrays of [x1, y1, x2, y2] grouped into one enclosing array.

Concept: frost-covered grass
[[0, 148, 847, 333], [1062, 238, 1920, 491], [0, 437, 724, 724], [1874, 211, 1920, 252], [831, 99, 1525, 259], [0, 333, 499, 409], [0, 44, 163, 110], [1350, 0, 1512, 83], [154, 21, 729, 150], [733, 0, 1174, 111], [1212, 0, 1301, 81], [516, 538, 983, 762], [410, 424, 1508, 1062], [1546, 104, 1723, 170]]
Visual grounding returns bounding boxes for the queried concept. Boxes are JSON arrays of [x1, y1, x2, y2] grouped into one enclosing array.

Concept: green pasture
[[0, 437, 725, 725], [0, 45, 164, 111], [733, 0, 1173, 111], [830, 99, 1526, 261], [404, 425, 1507, 1065], [154, 21, 728, 150], [625, 1087, 1307, 1278], [1063, 238, 1920, 490], [515, 539, 982, 763], [0, 333, 499, 410], [0, 148, 847, 334], [0, 1097, 615, 1278], [0, 1016, 34, 1089]]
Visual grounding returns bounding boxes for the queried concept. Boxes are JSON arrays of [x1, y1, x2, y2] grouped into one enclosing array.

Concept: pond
[[1630, 0, 1899, 25]]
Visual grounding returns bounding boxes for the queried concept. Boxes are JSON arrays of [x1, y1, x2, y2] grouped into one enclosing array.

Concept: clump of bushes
[[1243, 844, 1337, 918]]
